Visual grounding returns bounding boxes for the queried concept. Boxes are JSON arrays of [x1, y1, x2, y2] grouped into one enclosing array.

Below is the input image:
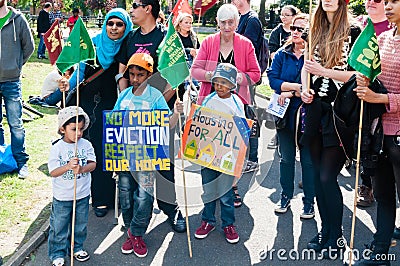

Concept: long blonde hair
[[310, 0, 350, 68]]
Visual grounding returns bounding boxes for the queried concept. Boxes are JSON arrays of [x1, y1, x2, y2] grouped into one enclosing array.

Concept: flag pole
[[307, 0, 313, 93], [70, 64, 80, 266], [348, 100, 364, 266], [175, 88, 193, 258]]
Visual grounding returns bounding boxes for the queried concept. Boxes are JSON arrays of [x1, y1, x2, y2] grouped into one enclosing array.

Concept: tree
[[258, 0, 266, 27]]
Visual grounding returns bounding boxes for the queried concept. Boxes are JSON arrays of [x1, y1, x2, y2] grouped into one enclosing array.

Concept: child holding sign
[[114, 53, 183, 258], [47, 107, 96, 266], [194, 63, 245, 244]]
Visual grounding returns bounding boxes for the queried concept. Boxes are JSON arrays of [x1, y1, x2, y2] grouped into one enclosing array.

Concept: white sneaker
[[52, 257, 64, 266], [18, 164, 29, 179]]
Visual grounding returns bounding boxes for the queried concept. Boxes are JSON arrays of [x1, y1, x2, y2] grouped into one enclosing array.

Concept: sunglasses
[[107, 21, 125, 27], [132, 2, 147, 9], [369, 0, 382, 3], [290, 25, 305, 32]]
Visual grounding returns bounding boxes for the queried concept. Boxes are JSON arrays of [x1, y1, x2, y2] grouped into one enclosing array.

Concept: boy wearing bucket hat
[[115, 53, 183, 258], [194, 63, 245, 244], [47, 106, 96, 266]]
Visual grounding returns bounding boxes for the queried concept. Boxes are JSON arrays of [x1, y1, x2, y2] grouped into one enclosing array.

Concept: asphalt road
[[25, 95, 400, 266]]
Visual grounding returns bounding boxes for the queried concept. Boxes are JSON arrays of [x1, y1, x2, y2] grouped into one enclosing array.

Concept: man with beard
[[0, 0, 35, 178]]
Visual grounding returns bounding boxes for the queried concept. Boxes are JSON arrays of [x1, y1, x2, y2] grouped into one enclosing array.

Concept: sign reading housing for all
[[180, 104, 253, 177]]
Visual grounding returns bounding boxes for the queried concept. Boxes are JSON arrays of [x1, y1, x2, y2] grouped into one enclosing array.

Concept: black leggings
[[309, 135, 346, 239], [372, 136, 400, 248]]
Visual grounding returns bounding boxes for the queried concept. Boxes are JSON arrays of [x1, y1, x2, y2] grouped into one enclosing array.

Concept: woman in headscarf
[[65, 8, 132, 217]]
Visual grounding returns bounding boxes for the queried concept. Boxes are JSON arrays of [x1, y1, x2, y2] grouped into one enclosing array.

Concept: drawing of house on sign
[[220, 151, 235, 171], [184, 139, 197, 159], [199, 144, 214, 163]]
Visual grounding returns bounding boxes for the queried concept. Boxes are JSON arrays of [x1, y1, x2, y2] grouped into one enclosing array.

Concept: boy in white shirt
[[47, 107, 96, 266]]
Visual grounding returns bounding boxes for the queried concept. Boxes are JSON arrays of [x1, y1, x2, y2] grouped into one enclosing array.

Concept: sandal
[[232, 186, 242, 208]]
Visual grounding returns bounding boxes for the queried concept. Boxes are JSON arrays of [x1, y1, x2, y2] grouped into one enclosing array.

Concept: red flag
[[44, 20, 63, 65], [194, 0, 217, 15], [172, 0, 192, 24]]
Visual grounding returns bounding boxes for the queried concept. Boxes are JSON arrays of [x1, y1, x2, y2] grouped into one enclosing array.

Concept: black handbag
[[244, 104, 261, 138]]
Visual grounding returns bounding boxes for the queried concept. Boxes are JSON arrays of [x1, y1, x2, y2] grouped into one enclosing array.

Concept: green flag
[[56, 17, 95, 73], [348, 18, 381, 81], [157, 16, 189, 88]]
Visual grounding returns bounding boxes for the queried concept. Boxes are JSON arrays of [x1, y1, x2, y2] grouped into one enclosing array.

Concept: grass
[[0, 36, 59, 262]]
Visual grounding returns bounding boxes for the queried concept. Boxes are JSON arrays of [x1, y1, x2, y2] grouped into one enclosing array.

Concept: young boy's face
[[128, 66, 151, 90], [213, 77, 234, 99], [60, 120, 85, 144]]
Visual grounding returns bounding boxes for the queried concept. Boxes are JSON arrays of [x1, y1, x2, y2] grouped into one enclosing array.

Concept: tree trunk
[[259, 0, 266, 27]]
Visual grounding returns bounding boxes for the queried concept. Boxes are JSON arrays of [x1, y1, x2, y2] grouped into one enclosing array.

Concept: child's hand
[[174, 100, 184, 114], [67, 157, 81, 174], [58, 78, 69, 92]]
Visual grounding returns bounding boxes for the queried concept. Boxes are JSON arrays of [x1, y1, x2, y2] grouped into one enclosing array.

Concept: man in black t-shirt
[[115, 0, 186, 235], [37, 2, 51, 59]]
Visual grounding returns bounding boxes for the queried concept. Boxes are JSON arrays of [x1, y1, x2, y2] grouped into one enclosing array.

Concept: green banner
[[56, 17, 95, 73], [157, 16, 189, 88], [348, 18, 381, 81]]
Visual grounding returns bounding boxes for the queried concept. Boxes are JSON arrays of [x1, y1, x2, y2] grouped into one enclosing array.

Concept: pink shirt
[[378, 29, 400, 135], [191, 32, 261, 105]]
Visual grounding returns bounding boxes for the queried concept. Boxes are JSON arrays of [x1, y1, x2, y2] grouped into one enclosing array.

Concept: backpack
[[243, 13, 269, 74]]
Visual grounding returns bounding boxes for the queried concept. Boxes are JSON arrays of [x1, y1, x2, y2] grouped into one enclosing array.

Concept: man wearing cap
[[0, 0, 34, 178], [115, 0, 186, 233]]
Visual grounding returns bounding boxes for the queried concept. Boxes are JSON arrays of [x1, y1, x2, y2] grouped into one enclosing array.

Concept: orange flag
[[172, 0, 192, 24]]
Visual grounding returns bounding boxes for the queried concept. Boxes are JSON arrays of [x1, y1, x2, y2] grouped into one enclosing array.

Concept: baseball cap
[[211, 63, 238, 89], [124, 53, 154, 79]]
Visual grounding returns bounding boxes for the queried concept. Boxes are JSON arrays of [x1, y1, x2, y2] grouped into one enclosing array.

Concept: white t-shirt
[[48, 138, 96, 201], [203, 92, 245, 117], [41, 70, 62, 98]]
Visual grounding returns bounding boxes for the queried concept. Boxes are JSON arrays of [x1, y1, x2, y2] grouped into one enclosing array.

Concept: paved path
[[24, 95, 400, 266]]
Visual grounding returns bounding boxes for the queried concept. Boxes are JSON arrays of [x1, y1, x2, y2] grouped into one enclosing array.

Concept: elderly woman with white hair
[[191, 3, 261, 209], [191, 4, 261, 237]]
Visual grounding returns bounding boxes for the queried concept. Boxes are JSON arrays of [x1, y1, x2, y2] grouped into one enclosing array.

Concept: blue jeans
[[119, 171, 154, 236], [0, 81, 28, 168], [48, 196, 89, 261], [277, 127, 315, 205], [43, 88, 62, 106], [248, 137, 259, 162], [201, 167, 235, 228], [37, 34, 46, 57]]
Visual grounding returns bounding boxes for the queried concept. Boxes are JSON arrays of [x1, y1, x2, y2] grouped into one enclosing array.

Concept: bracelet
[[291, 90, 296, 96], [115, 73, 124, 83]]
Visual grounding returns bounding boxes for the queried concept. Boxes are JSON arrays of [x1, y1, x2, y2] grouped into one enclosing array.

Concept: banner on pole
[[103, 110, 171, 172], [180, 104, 253, 177], [44, 20, 62, 65], [348, 18, 381, 81], [56, 17, 95, 73]]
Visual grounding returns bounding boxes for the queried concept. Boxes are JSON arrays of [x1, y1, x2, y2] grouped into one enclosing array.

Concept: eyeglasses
[[132, 2, 147, 9], [280, 14, 293, 17], [368, 0, 382, 3], [289, 25, 305, 32], [106, 21, 125, 27]]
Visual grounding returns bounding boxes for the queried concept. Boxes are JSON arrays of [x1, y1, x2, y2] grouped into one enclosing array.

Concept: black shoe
[[93, 206, 108, 217], [168, 210, 186, 233], [353, 242, 391, 265], [307, 232, 329, 252], [393, 227, 400, 240], [321, 236, 347, 260]]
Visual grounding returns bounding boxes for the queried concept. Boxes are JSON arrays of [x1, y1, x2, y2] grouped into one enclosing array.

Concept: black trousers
[[372, 136, 400, 248]]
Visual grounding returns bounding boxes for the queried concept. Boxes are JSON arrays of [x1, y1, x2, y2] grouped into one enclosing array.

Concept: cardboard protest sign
[[103, 110, 170, 171], [180, 104, 253, 177]]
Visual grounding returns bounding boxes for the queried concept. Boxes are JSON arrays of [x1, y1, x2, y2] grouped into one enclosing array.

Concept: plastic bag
[[0, 144, 18, 174]]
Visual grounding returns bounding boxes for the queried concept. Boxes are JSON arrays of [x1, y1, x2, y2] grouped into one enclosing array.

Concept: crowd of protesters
[[1, 0, 400, 265]]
